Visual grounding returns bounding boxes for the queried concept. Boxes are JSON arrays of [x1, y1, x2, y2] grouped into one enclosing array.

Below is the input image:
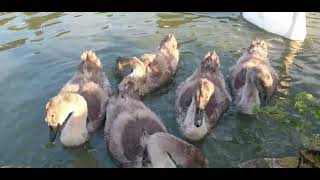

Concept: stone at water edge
[[304, 134, 320, 153], [239, 157, 311, 168], [1, 165, 30, 168], [300, 134, 320, 168], [299, 150, 320, 168]]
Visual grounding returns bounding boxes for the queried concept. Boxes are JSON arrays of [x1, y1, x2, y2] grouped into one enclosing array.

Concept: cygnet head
[[201, 51, 220, 72], [78, 50, 102, 74], [159, 33, 178, 51], [247, 65, 273, 94], [247, 39, 268, 59], [194, 78, 215, 128], [45, 93, 87, 142]]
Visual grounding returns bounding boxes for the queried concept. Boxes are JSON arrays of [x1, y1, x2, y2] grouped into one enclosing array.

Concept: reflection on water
[[0, 12, 319, 168], [6, 13, 64, 32], [22, 12, 38, 16], [277, 40, 304, 99], [17, 12, 64, 30], [62, 143, 103, 168], [156, 12, 199, 28], [51, 30, 71, 39], [283, 40, 304, 75], [0, 16, 16, 26], [0, 38, 28, 52], [0, 12, 66, 52]]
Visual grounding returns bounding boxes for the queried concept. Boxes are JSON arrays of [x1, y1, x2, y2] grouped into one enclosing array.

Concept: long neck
[[182, 96, 208, 141], [60, 101, 89, 146], [158, 47, 179, 62], [146, 133, 207, 168], [184, 96, 196, 127], [238, 78, 260, 114], [171, 49, 179, 61]]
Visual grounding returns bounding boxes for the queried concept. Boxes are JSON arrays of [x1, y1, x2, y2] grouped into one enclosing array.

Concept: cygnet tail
[[80, 50, 102, 69]]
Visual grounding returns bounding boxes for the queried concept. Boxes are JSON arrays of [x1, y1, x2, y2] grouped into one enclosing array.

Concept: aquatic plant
[[298, 133, 320, 168], [252, 92, 320, 168], [254, 92, 320, 132]]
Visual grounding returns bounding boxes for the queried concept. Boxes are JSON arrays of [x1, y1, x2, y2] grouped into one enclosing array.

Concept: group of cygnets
[[44, 33, 278, 168]]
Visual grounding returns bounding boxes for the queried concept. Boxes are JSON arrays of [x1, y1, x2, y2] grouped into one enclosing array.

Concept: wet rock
[[1, 165, 30, 168], [239, 157, 311, 168], [239, 134, 320, 168], [299, 150, 320, 168], [304, 134, 320, 152], [299, 134, 320, 168]]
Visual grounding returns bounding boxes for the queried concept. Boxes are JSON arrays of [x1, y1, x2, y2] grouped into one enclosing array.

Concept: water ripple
[[0, 12, 319, 168], [0, 16, 16, 26]]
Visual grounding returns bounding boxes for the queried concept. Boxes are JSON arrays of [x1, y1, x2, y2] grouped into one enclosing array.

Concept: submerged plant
[[253, 92, 320, 168], [298, 134, 320, 168], [254, 92, 320, 132], [303, 134, 320, 153]]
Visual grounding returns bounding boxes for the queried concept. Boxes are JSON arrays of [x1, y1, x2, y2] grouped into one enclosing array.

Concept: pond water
[[0, 12, 319, 168]]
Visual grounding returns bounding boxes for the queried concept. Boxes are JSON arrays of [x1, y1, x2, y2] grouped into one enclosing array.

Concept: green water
[[0, 12, 319, 168]]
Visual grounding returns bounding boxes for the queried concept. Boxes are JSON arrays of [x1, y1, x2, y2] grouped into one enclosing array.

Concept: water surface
[[0, 12, 319, 167]]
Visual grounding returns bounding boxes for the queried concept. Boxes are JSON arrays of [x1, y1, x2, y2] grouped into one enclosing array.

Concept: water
[[0, 12, 319, 168]]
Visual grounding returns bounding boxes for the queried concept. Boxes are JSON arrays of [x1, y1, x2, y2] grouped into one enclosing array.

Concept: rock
[[304, 134, 320, 152], [299, 134, 320, 168], [299, 150, 320, 168], [239, 157, 311, 168], [239, 134, 320, 168], [1, 165, 30, 168]]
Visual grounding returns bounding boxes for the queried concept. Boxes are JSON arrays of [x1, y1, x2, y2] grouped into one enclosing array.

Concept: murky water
[[0, 12, 319, 168]]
